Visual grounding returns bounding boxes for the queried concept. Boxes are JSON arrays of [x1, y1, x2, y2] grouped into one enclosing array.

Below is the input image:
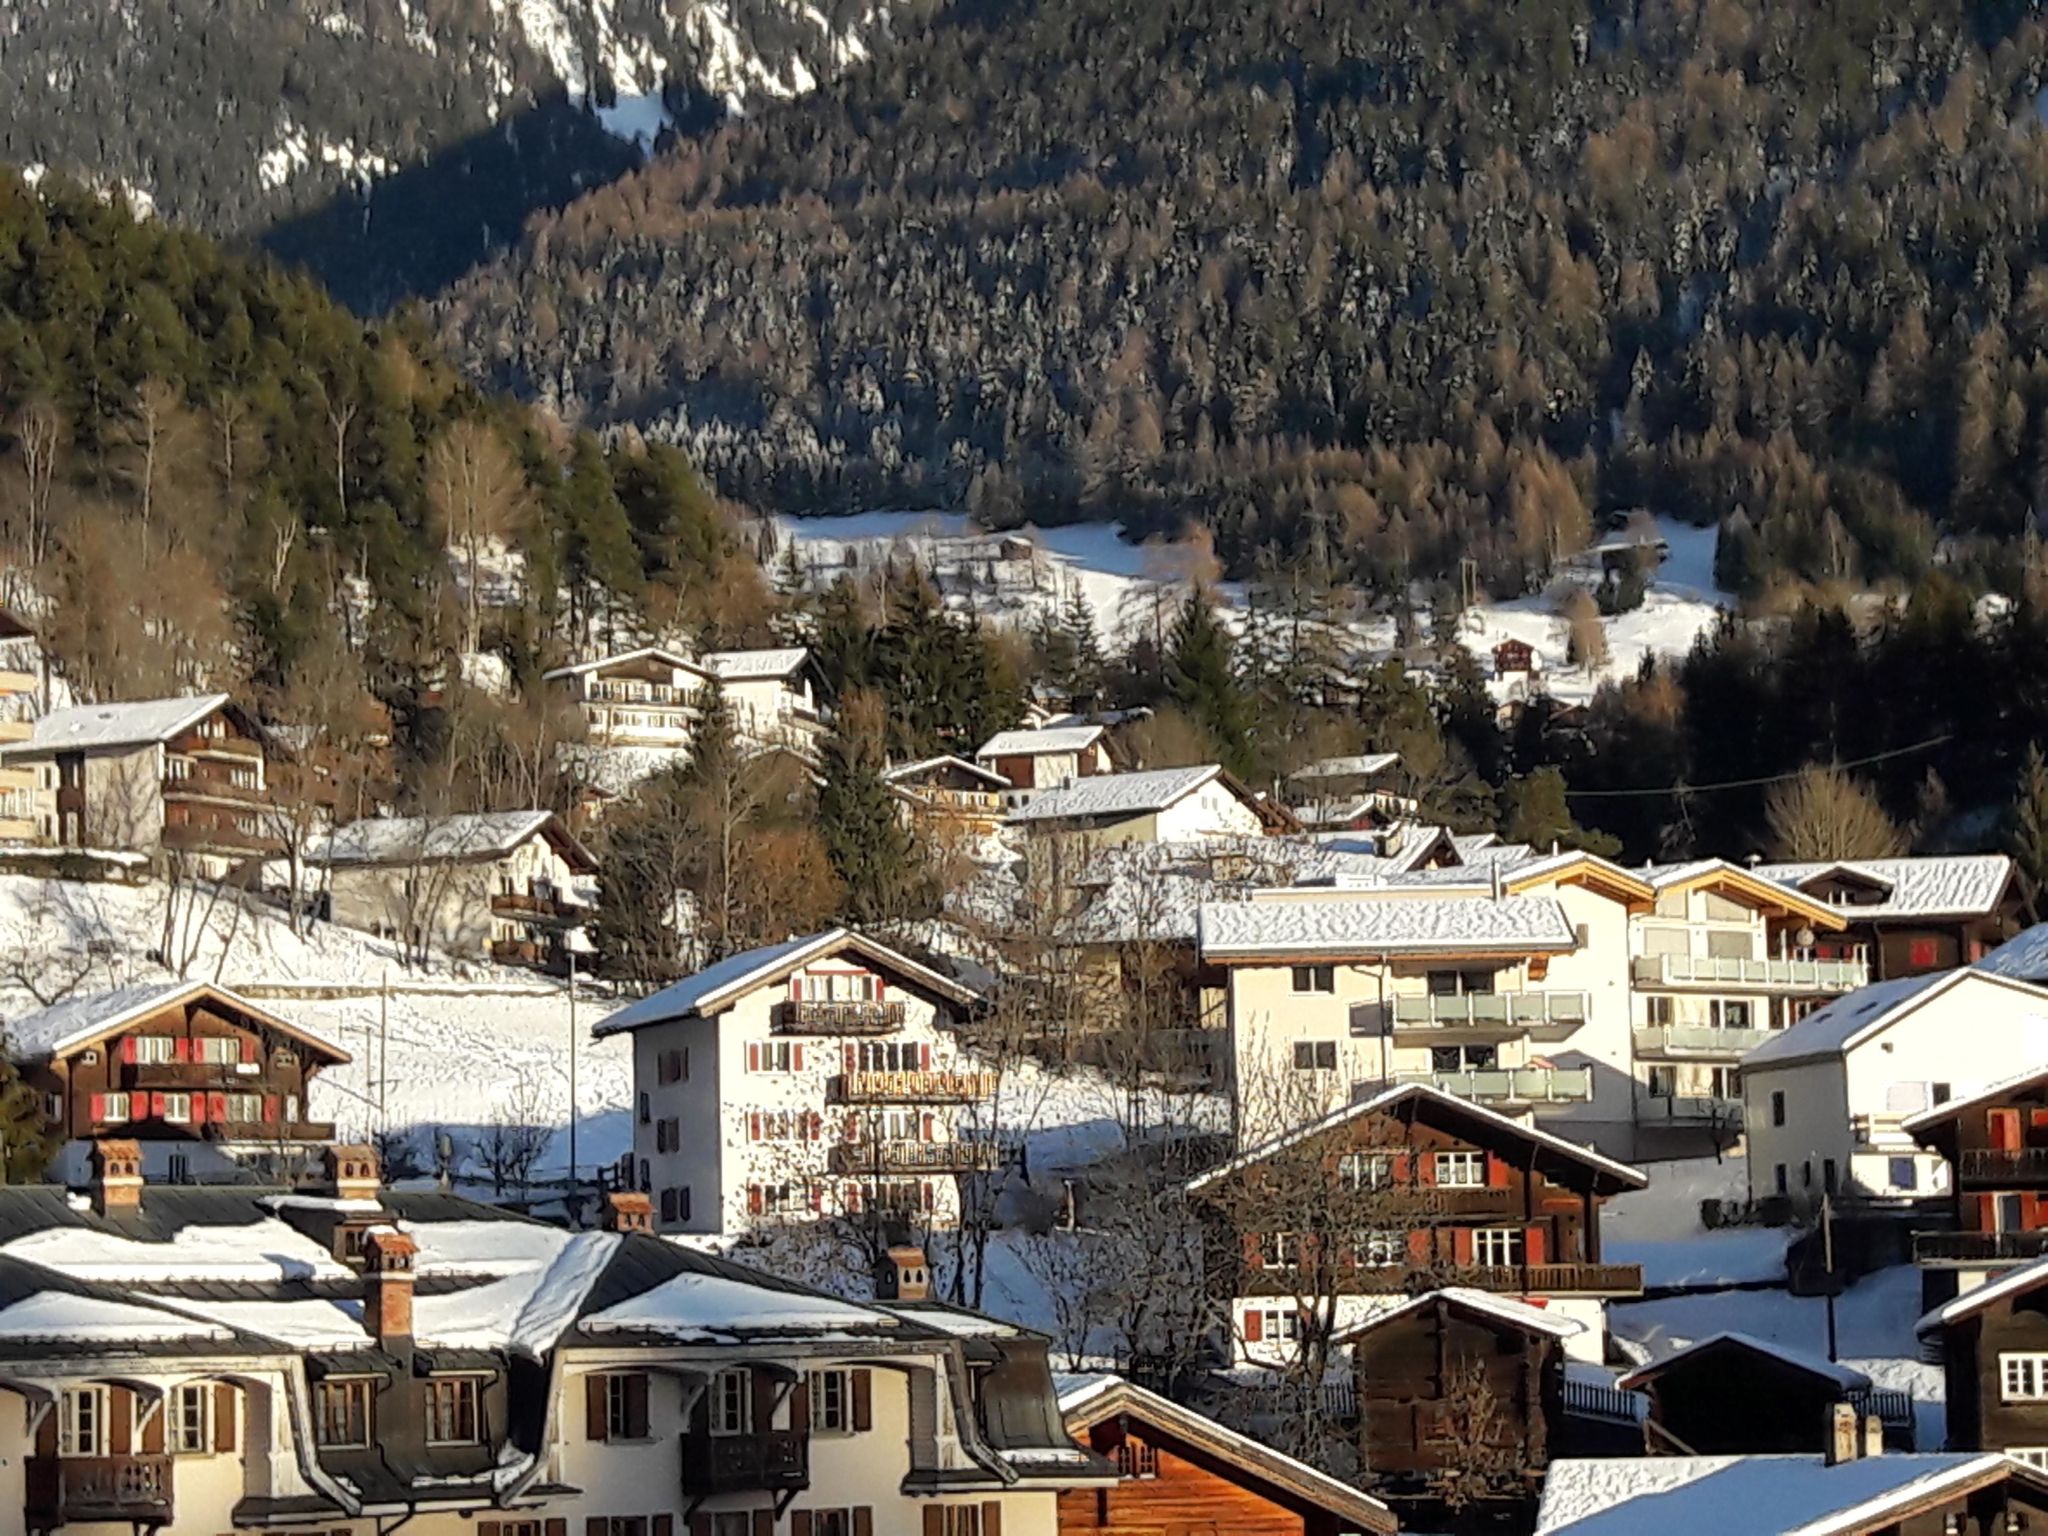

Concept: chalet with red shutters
[[1186, 1081, 1645, 1369], [7, 979, 351, 1183], [1754, 855, 2018, 979], [1907, 1065, 2048, 1289], [1492, 639, 1538, 679], [596, 928, 991, 1235]]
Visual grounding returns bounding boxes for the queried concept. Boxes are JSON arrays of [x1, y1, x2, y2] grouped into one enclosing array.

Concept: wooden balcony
[[1631, 953, 1867, 993], [680, 1430, 808, 1495], [1913, 1229, 2048, 1267], [773, 999, 906, 1036], [1258, 1259, 1644, 1297], [490, 890, 589, 924], [129, 1059, 264, 1088], [830, 1070, 998, 1104], [1385, 991, 1589, 1043], [1632, 1023, 1773, 1059], [828, 1139, 1005, 1175], [1960, 1148, 2048, 1186], [160, 819, 283, 857], [27, 1453, 173, 1525]]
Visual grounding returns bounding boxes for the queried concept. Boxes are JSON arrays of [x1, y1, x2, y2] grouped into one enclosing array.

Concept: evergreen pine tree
[[1059, 584, 1106, 701], [1165, 587, 1258, 779], [818, 688, 929, 925], [0, 1044, 58, 1183], [1502, 767, 1621, 856]]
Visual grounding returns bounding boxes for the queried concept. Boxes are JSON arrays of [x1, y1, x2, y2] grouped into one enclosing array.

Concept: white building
[[545, 644, 828, 759], [1008, 764, 1293, 853], [974, 725, 1114, 805], [595, 929, 993, 1234], [1740, 967, 2048, 1204]]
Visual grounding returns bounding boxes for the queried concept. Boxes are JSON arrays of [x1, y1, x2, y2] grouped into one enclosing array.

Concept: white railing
[[1391, 1067, 1593, 1103], [1390, 992, 1590, 1029], [1632, 1023, 1774, 1057], [1631, 953, 1867, 992]]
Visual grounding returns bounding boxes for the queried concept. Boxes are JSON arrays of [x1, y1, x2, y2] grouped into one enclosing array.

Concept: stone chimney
[[876, 1245, 932, 1302], [320, 1144, 381, 1203], [603, 1190, 654, 1235], [362, 1229, 418, 1346], [1825, 1401, 1859, 1466], [1862, 1413, 1884, 1460], [91, 1139, 144, 1216]]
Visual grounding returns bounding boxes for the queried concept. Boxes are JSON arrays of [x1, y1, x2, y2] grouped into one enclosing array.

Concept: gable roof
[[976, 725, 1105, 757], [1500, 850, 1657, 905], [1011, 764, 1243, 825], [1199, 891, 1578, 961], [3, 693, 230, 756], [594, 928, 981, 1037], [1755, 855, 2015, 922], [1614, 1332, 1870, 1394], [1901, 1063, 2048, 1138], [1330, 1286, 1586, 1345], [540, 645, 713, 683], [1916, 1250, 2048, 1335], [704, 647, 812, 681], [884, 755, 1013, 790], [310, 810, 595, 872], [1742, 968, 2048, 1071], [1535, 1453, 2048, 1536], [1055, 1373, 1396, 1532], [1642, 860, 1849, 928], [1976, 921, 2048, 983], [1286, 753, 1402, 782], [1185, 1081, 1647, 1197], [6, 979, 352, 1066]]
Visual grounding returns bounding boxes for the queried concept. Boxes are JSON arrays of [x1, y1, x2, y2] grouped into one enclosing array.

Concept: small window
[[1645, 995, 1674, 1027], [424, 1377, 481, 1445], [710, 1369, 752, 1436], [1647, 1066, 1676, 1099], [1435, 1151, 1486, 1188], [1258, 1231, 1300, 1267], [1290, 964, 1335, 994], [1473, 1228, 1525, 1266], [604, 1372, 650, 1440], [59, 1386, 108, 1458], [808, 1514, 860, 1536], [2003, 1353, 2048, 1402], [1291, 1041, 1337, 1071], [315, 1379, 374, 1448], [1339, 1152, 1394, 1191], [132, 1035, 177, 1065], [160, 1092, 192, 1123], [1771, 1091, 1787, 1127], [1774, 1163, 1788, 1196], [168, 1383, 211, 1455], [1932, 1082, 1953, 1106], [1802, 1161, 1814, 1190], [637, 1092, 650, 1126], [101, 1092, 132, 1122], [1114, 1440, 1160, 1480], [810, 1368, 852, 1434], [2010, 1448, 2048, 1472], [1889, 1157, 1919, 1191]]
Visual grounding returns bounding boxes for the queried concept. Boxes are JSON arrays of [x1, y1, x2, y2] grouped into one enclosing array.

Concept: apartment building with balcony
[[0, 692, 277, 873], [597, 929, 993, 1234], [1754, 854, 2019, 979], [309, 809, 598, 972], [0, 607, 41, 840], [1904, 1066, 2048, 1290], [546, 645, 829, 758], [7, 979, 351, 1183], [1740, 968, 2048, 1206], [1186, 1081, 1646, 1369], [0, 1149, 1107, 1535], [704, 646, 829, 748], [975, 725, 1115, 806]]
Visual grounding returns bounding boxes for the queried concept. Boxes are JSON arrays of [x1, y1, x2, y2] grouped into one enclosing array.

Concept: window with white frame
[[59, 1385, 109, 1457], [225, 1092, 263, 1122], [1339, 1152, 1395, 1191], [1473, 1228, 1526, 1266], [1349, 1229, 1404, 1267], [2003, 1353, 2048, 1402], [1434, 1151, 1485, 1187], [749, 1041, 799, 1073], [1258, 1231, 1300, 1267], [1251, 1308, 1301, 1342], [132, 1035, 177, 1064], [168, 1382, 211, 1454], [101, 1092, 132, 1122], [315, 1379, 374, 1448], [1709, 998, 1753, 1029], [710, 1369, 752, 1435], [809, 1369, 852, 1434], [856, 1041, 922, 1071], [1290, 964, 1336, 994], [196, 1037, 242, 1065], [795, 971, 880, 1002], [160, 1093, 192, 1123]]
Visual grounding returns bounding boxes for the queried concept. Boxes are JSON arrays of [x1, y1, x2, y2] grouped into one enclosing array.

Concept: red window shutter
[[747, 1043, 759, 1072], [1526, 1225, 1547, 1264], [121, 1037, 137, 1064], [748, 1185, 764, 1216], [793, 1044, 805, 1072], [1992, 1110, 2023, 1152], [172, 1038, 190, 1063], [89, 1094, 104, 1123], [1418, 1154, 1438, 1186], [1910, 938, 1939, 970], [1979, 1193, 1999, 1232], [845, 1182, 862, 1213], [808, 1112, 822, 1142], [262, 1095, 279, 1124], [852, 1368, 873, 1431], [1242, 1232, 1264, 1269], [843, 1044, 856, 1073], [1243, 1308, 1263, 1342], [1452, 1228, 1474, 1266], [1408, 1229, 1433, 1265], [190, 1095, 208, 1126], [810, 1184, 824, 1213], [843, 1113, 859, 1143], [241, 1035, 258, 1064], [208, 1092, 228, 1122], [1486, 1154, 1510, 1188], [922, 1113, 935, 1143], [152, 1092, 169, 1118], [748, 1112, 761, 1142], [921, 1043, 932, 1070]]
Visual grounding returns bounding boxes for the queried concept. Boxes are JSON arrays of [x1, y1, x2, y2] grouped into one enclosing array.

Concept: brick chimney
[[320, 1145, 382, 1203], [1825, 1401, 1859, 1466], [876, 1245, 931, 1302], [90, 1139, 143, 1216], [362, 1229, 418, 1345], [603, 1190, 654, 1235]]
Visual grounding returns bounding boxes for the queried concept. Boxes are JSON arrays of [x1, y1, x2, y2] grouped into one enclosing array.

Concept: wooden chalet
[[1917, 1250, 2048, 1459], [9, 980, 350, 1181], [1335, 1287, 1577, 1503], [1616, 1334, 1880, 1456], [1906, 1067, 2048, 1273], [1055, 1374, 1395, 1535], [1492, 639, 1537, 679], [1754, 856, 2019, 980], [882, 755, 1012, 836]]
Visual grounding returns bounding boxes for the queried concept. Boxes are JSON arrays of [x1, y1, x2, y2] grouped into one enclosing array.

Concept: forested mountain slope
[[434, 0, 2048, 596], [0, 0, 914, 309]]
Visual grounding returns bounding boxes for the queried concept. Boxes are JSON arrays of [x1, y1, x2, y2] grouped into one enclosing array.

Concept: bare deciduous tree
[[427, 420, 532, 655], [473, 1067, 554, 1196], [1765, 763, 1906, 860]]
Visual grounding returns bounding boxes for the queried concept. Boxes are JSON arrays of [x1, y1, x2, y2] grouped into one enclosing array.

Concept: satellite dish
[[1794, 926, 1816, 950]]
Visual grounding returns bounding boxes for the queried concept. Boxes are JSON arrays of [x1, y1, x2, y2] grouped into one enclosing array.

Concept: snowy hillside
[[775, 511, 1730, 700]]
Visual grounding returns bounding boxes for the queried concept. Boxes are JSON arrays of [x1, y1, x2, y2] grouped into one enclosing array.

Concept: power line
[[1562, 734, 1956, 800]]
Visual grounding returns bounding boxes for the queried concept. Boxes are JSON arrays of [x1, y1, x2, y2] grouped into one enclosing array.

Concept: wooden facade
[[1620, 1337, 1866, 1456], [1344, 1292, 1565, 1488], [1931, 1286, 2048, 1458], [1909, 1070, 2048, 1270], [1792, 867, 2017, 982]]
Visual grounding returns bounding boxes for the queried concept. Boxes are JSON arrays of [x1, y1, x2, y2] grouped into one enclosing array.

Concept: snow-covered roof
[[1199, 891, 1577, 959], [1741, 969, 2048, 1071], [1499, 850, 1657, 901], [1287, 753, 1401, 781], [704, 647, 811, 680], [0, 1291, 236, 1344], [311, 810, 592, 871], [4, 693, 229, 755], [1642, 859, 1849, 925], [1615, 1332, 1870, 1393], [5, 979, 351, 1065], [580, 1271, 892, 1342], [594, 928, 981, 1037], [1901, 1063, 2048, 1137], [883, 755, 1013, 789], [1010, 765, 1225, 823], [540, 645, 710, 682], [1917, 1251, 2048, 1335], [976, 725, 1105, 757], [1977, 921, 2048, 983], [1535, 1453, 2040, 1535], [1052, 1372, 1395, 1531], [1186, 1081, 1647, 1195], [1755, 855, 2014, 922], [1330, 1287, 1587, 1345]]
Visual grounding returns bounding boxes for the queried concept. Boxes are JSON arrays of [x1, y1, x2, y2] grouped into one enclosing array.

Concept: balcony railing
[[1913, 1229, 2048, 1266], [1323, 1260, 1645, 1297], [1638, 1095, 1743, 1124], [913, 787, 1007, 814], [828, 1140, 1005, 1175], [1632, 1023, 1774, 1058], [1960, 1148, 2048, 1185], [160, 820, 283, 857], [774, 1000, 906, 1035], [491, 891, 588, 923], [1389, 1067, 1593, 1104], [162, 772, 264, 803], [1851, 1112, 1919, 1149], [681, 1429, 809, 1495], [1631, 953, 1868, 993], [831, 1070, 998, 1104], [128, 1058, 263, 1087], [26, 1454, 172, 1524], [1387, 991, 1588, 1042]]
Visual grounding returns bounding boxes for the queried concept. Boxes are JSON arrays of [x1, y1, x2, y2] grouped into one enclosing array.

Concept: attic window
[[79, 1049, 99, 1067], [1115, 1441, 1160, 1479], [275, 1048, 298, 1067]]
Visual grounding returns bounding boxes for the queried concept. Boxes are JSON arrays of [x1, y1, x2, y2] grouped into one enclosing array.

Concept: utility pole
[[378, 964, 389, 1130], [1822, 1193, 1839, 1362], [567, 953, 579, 1210]]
